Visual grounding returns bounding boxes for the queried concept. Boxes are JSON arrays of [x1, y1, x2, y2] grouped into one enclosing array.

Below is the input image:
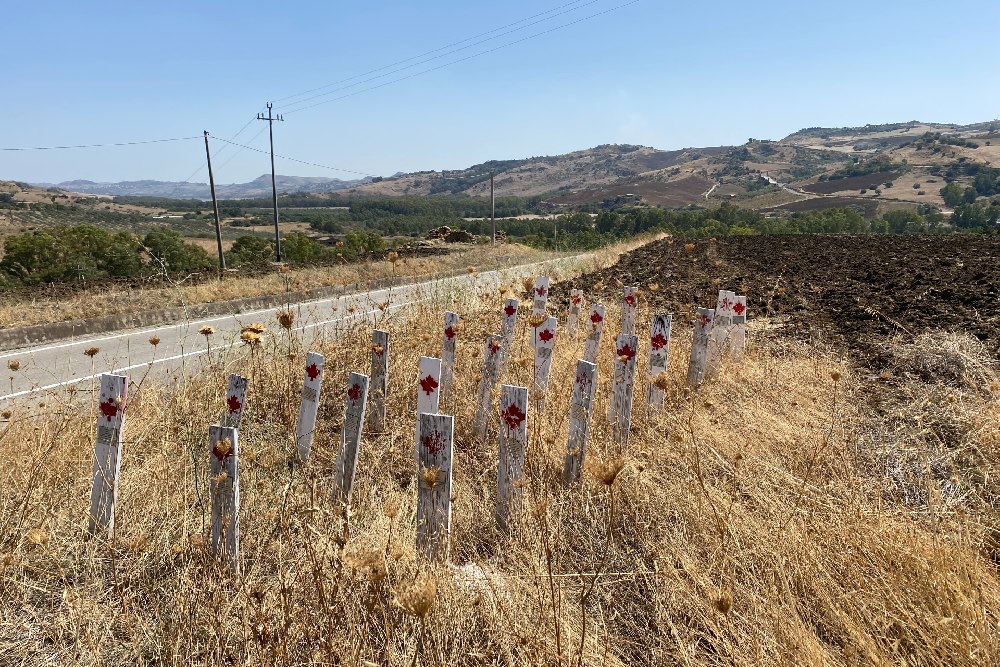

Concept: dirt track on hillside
[[551, 234, 1000, 365]]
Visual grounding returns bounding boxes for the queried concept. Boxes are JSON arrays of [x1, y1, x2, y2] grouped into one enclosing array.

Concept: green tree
[[940, 182, 964, 207], [227, 235, 273, 266], [142, 229, 213, 272]]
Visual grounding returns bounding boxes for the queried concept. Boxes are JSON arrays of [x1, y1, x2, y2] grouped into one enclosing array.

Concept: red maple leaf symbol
[[504, 304, 516, 317], [733, 302, 746, 316], [538, 329, 554, 343], [99, 398, 119, 422], [720, 297, 733, 311], [306, 363, 320, 380], [212, 442, 233, 463], [576, 373, 592, 387], [227, 394, 242, 414], [489, 341, 501, 355], [650, 333, 668, 350], [421, 431, 444, 455], [348, 383, 361, 402], [501, 403, 526, 430], [590, 311, 603, 324], [444, 325, 456, 340], [419, 374, 439, 396], [699, 313, 711, 328], [535, 286, 546, 297], [571, 294, 581, 305], [617, 343, 636, 360], [624, 294, 636, 306]]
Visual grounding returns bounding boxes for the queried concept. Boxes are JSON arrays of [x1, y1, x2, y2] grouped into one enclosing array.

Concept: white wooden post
[[609, 334, 639, 443], [687, 308, 715, 387], [498, 298, 519, 376], [709, 290, 736, 374], [333, 372, 370, 503], [440, 311, 460, 403], [415, 356, 442, 455], [473, 335, 503, 441], [369, 330, 389, 432], [567, 289, 583, 339], [731, 296, 747, 359], [533, 316, 558, 410], [496, 384, 529, 531], [88, 373, 128, 535], [531, 275, 550, 316], [563, 360, 597, 484], [209, 425, 240, 570], [646, 314, 673, 410], [223, 373, 249, 428], [583, 304, 606, 364], [621, 286, 639, 337], [295, 351, 325, 463], [416, 413, 454, 561]]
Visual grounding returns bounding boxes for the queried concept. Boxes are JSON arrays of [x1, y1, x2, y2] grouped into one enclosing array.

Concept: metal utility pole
[[203, 131, 226, 272], [257, 102, 284, 262], [490, 172, 496, 246]]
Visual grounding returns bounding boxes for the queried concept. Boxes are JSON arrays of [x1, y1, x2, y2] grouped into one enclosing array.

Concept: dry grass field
[[2, 247, 998, 664]]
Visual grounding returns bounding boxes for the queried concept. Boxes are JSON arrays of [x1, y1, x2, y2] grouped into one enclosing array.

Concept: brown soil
[[801, 171, 905, 195], [551, 235, 1000, 366], [768, 196, 879, 216]]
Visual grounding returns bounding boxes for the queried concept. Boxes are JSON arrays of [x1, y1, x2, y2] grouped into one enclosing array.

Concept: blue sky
[[4, 0, 999, 184]]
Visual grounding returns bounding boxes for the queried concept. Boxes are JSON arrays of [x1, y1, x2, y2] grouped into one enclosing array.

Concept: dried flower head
[[1, 410, 10, 420], [26, 527, 48, 547], [383, 498, 400, 519], [652, 372, 671, 391], [7, 360, 19, 372], [593, 281, 605, 291], [241, 331, 261, 346], [84, 347, 100, 358], [387, 251, 400, 264], [148, 335, 160, 347], [591, 457, 626, 486], [647, 283, 660, 292], [420, 466, 441, 489], [683, 243, 696, 253], [467, 266, 479, 277], [522, 276, 536, 294], [396, 575, 437, 619], [347, 550, 388, 583], [372, 344, 385, 356], [243, 322, 267, 334], [276, 310, 295, 330], [830, 370, 842, 382], [528, 313, 547, 328], [199, 325, 215, 337]]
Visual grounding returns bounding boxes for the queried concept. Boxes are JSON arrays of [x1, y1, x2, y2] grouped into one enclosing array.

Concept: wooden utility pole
[[257, 103, 284, 262], [203, 131, 226, 272], [490, 172, 496, 245]]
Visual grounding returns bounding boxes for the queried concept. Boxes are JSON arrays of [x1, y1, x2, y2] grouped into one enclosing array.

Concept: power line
[[284, 0, 641, 115], [209, 135, 377, 177], [0, 135, 201, 151], [274, 0, 601, 108]]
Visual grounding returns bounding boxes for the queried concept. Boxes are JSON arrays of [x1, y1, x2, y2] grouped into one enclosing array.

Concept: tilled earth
[[551, 234, 1000, 366]]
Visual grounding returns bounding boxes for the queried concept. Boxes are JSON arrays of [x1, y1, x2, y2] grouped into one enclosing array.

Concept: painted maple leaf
[[306, 363, 321, 381], [650, 333, 668, 350], [538, 329, 554, 344], [227, 394, 242, 414], [616, 343, 636, 360], [535, 286, 546, 297], [576, 372, 592, 388], [99, 398, 119, 422], [733, 302, 746, 316], [504, 304, 516, 317], [421, 430, 444, 455], [444, 325, 456, 340], [590, 310, 603, 325], [501, 403, 526, 430], [571, 294, 582, 305], [489, 341, 501, 356], [348, 383, 361, 402], [624, 294, 636, 306], [720, 297, 733, 311], [699, 313, 711, 328], [419, 374, 439, 396]]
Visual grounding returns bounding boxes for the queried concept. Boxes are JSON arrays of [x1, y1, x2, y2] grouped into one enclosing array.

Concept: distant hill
[[35, 174, 369, 200]]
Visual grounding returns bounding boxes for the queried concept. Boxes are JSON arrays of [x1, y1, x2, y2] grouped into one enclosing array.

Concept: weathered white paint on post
[[88, 373, 128, 535], [415, 356, 442, 456], [531, 275, 550, 316], [223, 373, 249, 428], [440, 311, 460, 403], [563, 361, 597, 485], [646, 314, 673, 409], [496, 384, 529, 531], [333, 372, 370, 503], [498, 298, 519, 375], [416, 413, 454, 561], [609, 334, 639, 443], [621, 286, 639, 337], [687, 308, 715, 388], [583, 303, 606, 364], [473, 335, 504, 441], [709, 290, 736, 373], [209, 425, 240, 570], [533, 316, 558, 408], [369, 330, 389, 432], [731, 295, 747, 359], [567, 289, 583, 339], [295, 351, 325, 462]]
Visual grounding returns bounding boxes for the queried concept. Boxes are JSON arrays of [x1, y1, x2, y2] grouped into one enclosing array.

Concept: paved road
[[0, 258, 579, 402]]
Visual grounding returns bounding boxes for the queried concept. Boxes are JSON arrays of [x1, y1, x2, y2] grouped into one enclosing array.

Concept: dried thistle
[[276, 310, 294, 330], [148, 335, 160, 347], [84, 347, 100, 358], [396, 575, 437, 619], [347, 550, 388, 584], [593, 281, 605, 291], [522, 276, 536, 293], [420, 466, 441, 489], [830, 370, 843, 382], [241, 331, 261, 346], [199, 325, 215, 337], [383, 498, 400, 519], [242, 322, 267, 335], [1, 410, 10, 420], [591, 457, 626, 486], [528, 313, 547, 328], [6, 360, 19, 372], [683, 243, 695, 253], [652, 373, 670, 391], [387, 251, 400, 264], [26, 527, 48, 547], [714, 588, 733, 615], [647, 283, 660, 292], [467, 266, 479, 278]]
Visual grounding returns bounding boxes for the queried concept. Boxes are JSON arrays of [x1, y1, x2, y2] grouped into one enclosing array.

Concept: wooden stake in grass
[[731, 295, 748, 359], [369, 330, 389, 432], [88, 373, 128, 535], [531, 275, 550, 316], [295, 351, 325, 463], [709, 290, 737, 373], [533, 316, 558, 410], [473, 335, 503, 441], [415, 357, 442, 455], [223, 373, 249, 428], [583, 303, 606, 364], [440, 311, 460, 404], [646, 314, 673, 410], [563, 360, 597, 484], [416, 413, 454, 561], [609, 334, 639, 443], [567, 289, 583, 339], [333, 372, 370, 503], [498, 298, 519, 375], [621, 286, 639, 337], [496, 384, 528, 531], [687, 308, 715, 388], [209, 425, 240, 570]]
